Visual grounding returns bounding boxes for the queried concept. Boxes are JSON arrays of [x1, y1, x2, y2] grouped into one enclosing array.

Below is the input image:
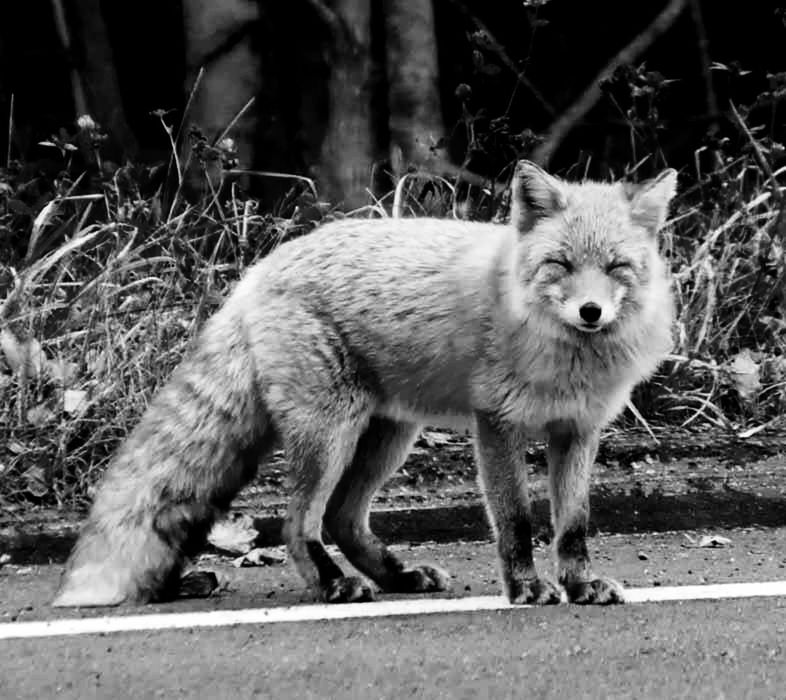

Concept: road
[[2, 527, 786, 699]]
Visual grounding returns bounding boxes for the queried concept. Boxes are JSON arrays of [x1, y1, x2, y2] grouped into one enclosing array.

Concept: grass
[[0, 107, 784, 509]]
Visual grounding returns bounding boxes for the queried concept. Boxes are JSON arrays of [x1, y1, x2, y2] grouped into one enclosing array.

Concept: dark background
[[0, 1, 784, 193]]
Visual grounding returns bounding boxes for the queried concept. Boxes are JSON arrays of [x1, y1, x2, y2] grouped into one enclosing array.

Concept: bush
[[1, 71, 784, 507]]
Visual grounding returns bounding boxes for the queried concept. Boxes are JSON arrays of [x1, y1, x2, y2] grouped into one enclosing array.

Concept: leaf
[[63, 389, 89, 415], [7, 440, 26, 455], [22, 465, 48, 498], [417, 429, 455, 448], [27, 403, 55, 427], [28, 199, 60, 259], [232, 548, 286, 568], [49, 358, 79, 386], [0, 329, 47, 379], [724, 349, 760, 401], [207, 512, 258, 554], [697, 534, 732, 548]]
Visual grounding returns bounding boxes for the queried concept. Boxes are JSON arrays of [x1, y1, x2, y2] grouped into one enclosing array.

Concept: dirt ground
[[1, 425, 785, 566]]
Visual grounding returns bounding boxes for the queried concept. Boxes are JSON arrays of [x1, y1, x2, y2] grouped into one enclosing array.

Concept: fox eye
[[544, 258, 573, 272], [607, 260, 633, 273]]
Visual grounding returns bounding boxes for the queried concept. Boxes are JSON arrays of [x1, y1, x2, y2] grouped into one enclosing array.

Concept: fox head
[[509, 160, 678, 337]]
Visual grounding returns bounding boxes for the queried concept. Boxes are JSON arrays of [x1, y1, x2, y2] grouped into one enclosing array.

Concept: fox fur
[[53, 160, 678, 607]]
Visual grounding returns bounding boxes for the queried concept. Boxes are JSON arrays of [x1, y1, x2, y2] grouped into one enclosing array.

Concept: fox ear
[[625, 168, 678, 234], [510, 160, 567, 233]]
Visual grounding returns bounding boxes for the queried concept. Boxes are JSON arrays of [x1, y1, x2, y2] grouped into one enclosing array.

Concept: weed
[[1, 65, 784, 506]]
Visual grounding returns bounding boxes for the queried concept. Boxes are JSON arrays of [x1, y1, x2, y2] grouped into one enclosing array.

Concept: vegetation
[[1, 16, 784, 508]]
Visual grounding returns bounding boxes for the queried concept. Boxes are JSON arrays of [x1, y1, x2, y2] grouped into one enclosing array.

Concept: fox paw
[[324, 576, 375, 604], [564, 576, 625, 605], [508, 577, 563, 605], [390, 565, 452, 593]]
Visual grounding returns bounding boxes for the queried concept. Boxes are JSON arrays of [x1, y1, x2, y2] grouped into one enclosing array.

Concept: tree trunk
[[63, 0, 138, 159], [383, 0, 444, 174], [182, 0, 262, 169], [317, 0, 375, 209]]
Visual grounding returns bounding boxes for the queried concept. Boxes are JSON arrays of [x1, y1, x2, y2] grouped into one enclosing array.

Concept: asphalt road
[[2, 527, 786, 699]]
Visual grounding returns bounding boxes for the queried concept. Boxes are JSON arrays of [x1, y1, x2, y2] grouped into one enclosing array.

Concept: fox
[[52, 160, 678, 608]]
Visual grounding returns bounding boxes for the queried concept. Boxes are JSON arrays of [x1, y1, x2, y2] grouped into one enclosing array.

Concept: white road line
[[2, 580, 786, 641]]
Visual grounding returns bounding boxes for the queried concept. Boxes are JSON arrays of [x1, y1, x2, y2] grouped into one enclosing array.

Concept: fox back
[[228, 164, 675, 435]]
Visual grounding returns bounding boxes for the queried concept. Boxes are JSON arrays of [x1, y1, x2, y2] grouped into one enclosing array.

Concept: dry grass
[[1, 109, 784, 507]]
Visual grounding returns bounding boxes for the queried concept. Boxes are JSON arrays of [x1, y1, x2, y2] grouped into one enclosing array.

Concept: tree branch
[[531, 0, 689, 167], [446, 0, 555, 118]]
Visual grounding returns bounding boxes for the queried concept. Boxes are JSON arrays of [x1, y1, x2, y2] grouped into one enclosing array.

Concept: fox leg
[[546, 422, 624, 604], [282, 415, 378, 604], [324, 417, 451, 594], [474, 411, 562, 605]]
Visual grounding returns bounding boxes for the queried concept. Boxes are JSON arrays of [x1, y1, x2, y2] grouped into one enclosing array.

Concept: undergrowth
[[1, 67, 784, 508]]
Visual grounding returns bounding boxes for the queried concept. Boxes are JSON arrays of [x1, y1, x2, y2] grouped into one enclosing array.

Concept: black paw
[[390, 565, 452, 593], [508, 577, 563, 605], [324, 576, 375, 603], [563, 576, 625, 605]]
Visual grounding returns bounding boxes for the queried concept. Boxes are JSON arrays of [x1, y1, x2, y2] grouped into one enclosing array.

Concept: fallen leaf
[[27, 403, 55, 427], [232, 548, 286, 568], [49, 358, 79, 386], [63, 389, 89, 415], [0, 329, 47, 380], [22, 465, 48, 498], [207, 512, 258, 555], [724, 349, 760, 401], [417, 429, 455, 448], [697, 534, 732, 548]]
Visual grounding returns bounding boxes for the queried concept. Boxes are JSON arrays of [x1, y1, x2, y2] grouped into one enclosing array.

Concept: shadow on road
[[5, 487, 786, 566]]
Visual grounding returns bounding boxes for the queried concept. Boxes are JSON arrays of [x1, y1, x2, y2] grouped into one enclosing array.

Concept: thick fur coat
[[54, 161, 677, 607]]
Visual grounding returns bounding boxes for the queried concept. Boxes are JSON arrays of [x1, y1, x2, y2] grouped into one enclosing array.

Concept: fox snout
[[578, 301, 603, 326], [568, 298, 612, 333], [557, 269, 624, 333]]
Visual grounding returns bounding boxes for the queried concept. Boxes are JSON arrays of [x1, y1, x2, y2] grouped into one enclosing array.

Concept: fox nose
[[579, 302, 602, 324]]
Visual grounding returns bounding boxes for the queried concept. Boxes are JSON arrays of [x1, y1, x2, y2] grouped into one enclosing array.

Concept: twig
[[729, 102, 782, 204], [177, 67, 205, 149], [531, 0, 689, 167], [6, 93, 13, 167], [214, 97, 256, 147], [306, 0, 343, 37], [446, 0, 555, 118]]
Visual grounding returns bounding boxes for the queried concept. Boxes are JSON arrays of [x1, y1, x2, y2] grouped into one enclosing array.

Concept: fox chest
[[476, 344, 638, 434]]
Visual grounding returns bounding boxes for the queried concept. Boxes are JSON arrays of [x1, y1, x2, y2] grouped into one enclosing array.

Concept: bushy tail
[[53, 310, 271, 607]]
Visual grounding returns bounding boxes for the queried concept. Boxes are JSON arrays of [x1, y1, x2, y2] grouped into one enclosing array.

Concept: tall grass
[[1, 97, 784, 507]]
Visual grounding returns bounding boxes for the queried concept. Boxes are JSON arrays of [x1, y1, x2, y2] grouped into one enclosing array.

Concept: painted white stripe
[[1, 580, 785, 641]]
